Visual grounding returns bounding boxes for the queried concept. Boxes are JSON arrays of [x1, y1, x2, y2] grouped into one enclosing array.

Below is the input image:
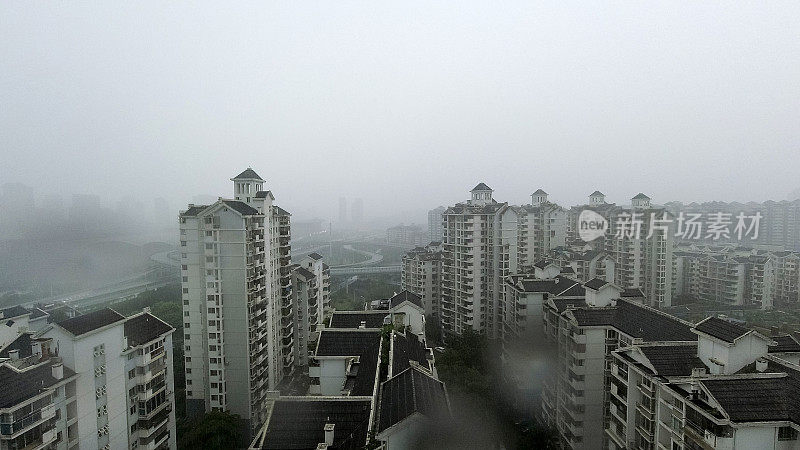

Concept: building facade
[[179, 168, 293, 431], [427, 206, 446, 243], [401, 242, 443, 320]]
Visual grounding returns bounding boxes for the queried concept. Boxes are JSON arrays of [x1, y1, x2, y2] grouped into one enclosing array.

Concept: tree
[[178, 411, 245, 449]]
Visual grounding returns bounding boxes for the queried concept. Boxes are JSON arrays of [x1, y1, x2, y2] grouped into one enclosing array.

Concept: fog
[[3, 1, 800, 222]]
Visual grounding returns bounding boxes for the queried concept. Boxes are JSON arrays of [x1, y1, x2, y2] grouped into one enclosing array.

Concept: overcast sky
[[2, 2, 799, 221]]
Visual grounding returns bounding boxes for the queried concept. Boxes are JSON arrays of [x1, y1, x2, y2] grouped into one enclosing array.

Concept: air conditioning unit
[[95, 388, 103, 398], [103, 444, 110, 450], [101, 386, 107, 395]]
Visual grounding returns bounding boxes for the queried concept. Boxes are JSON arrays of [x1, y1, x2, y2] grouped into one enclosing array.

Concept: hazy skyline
[[3, 2, 799, 221]]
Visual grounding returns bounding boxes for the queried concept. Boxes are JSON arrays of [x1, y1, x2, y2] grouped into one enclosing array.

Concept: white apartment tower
[[291, 253, 331, 366], [179, 168, 292, 432]]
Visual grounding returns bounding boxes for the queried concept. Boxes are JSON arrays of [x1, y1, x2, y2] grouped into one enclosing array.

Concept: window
[[185, 357, 191, 362], [184, 323, 190, 328], [185, 334, 190, 340], [779, 427, 798, 441], [128, 369, 135, 379], [181, 241, 187, 246], [181, 264, 187, 270]]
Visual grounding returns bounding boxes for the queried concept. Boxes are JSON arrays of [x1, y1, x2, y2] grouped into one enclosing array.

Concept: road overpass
[[329, 265, 401, 276]]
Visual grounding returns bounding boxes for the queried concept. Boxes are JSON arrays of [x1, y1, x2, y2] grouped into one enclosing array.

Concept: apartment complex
[[665, 198, 800, 250], [290, 253, 331, 367], [547, 247, 616, 284], [607, 318, 800, 450], [386, 224, 428, 248], [0, 307, 177, 450], [439, 184, 568, 337], [400, 242, 443, 319], [179, 168, 293, 431], [428, 206, 446, 243], [540, 279, 696, 449]]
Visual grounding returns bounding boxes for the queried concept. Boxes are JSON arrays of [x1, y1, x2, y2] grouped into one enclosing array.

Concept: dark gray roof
[[378, 366, 449, 433], [124, 312, 172, 347], [471, 182, 492, 191], [632, 193, 650, 200], [590, 191, 605, 197], [329, 312, 388, 329], [181, 204, 209, 216], [533, 260, 552, 269], [0, 361, 75, 409], [347, 341, 380, 397], [770, 335, 800, 353], [255, 190, 272, 199], [233, 168, 264, 180], [391, 332, 430, 376], [316, 330, 381, 357], [694, 317, 750, 343], [1, 306, 29, 319], [532, 189, 547, 195], [57, 308, 125, 336], [551, 298, 587, 313], [308, 252, 323, 261], [621, 288, 645, 298], [222, 200, 260, 216], [584, 278, 610, 290], [273, 205, 291, 216], [294, 267, 316, 280], [27, 307, 48, 319], [0, 333, 33, 359], [389, 291, 423, 310], [261, 398, 372, 450], [639, 344, 705, 377], [570, 300, 696, 342]]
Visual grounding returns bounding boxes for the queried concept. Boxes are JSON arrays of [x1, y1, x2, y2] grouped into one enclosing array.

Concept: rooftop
[[638, 344, 705, 377], [124, 312, 173, 347], [56, 308, 125, 337], [378, 366, 449, 433], [222, 200, 260, 216], [233, 167, 264, 181], [391, 332, 430, 376], [569, 300, 696, 342], [1, 306, 29, 320], [0, 360, 75, 409], [693, 317, 751, 344], [388, 291, 423, 310], [329, 311, 389, 329], [260, 398, 372, 450], [471, 182, 492, 191], [308, 252, 324, 261], [316, 330, 381, 357]]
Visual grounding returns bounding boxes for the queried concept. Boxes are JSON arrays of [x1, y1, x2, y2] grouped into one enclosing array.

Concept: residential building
[[387, 224, 428, 248], [607, 317, 800, 450], [178, 168, 293, 432], [401, 242, 443, 319], [290, 253, 331, 367], [428, 206, 446, 243], [547, 247, 616, 284], [540, 279, 696, 449]]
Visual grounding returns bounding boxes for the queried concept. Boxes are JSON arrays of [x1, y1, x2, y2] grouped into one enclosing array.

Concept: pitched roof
[[532, 189, 548, 195], [56, 308, 125, 336], [1, 306, 29, 319], [378, 366, 449, 433], [391, 332, 430, 376], [181, 204, 209, 216], [389, 291, 423, 310], [532, 259, 553, 269], [124, 312, 173, 347], [0, 333, 33, 359], [0, 361, 75, 409], [329, 311, 388, 329], [693, 317, 750, 343], [584, 278, 610, 290], [701, 365, 800, 424], [632, 193, 650, 200], [570, 300, 696, 342], [261, 398, 372, 450], [293, 267, 316, 280], [222, 200, 260, 216], [590, 191, 605, 197], [769, 335, 800, 353], [232, 168, 264, 180], [347, 341, 380, 397], [471, 182, 492, 191], [308, 252, 323, 261], [621, 288, 645, 298], [255, 190, 274, 199], [638, 344, 705, 377], [27, 307, 49, 319], [315, 330, 381, 357]]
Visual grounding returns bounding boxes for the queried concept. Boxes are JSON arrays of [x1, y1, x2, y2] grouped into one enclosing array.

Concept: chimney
[[316, 445, 328, 450], [359, 321, 366, 329], [324, 423, 335, 446], [52, 362, 64, 380], [9, 349, 19, 360], [756, 358, 768, 372]]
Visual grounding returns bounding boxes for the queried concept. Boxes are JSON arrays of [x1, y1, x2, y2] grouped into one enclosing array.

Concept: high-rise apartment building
[[440, 184, 568, 338], [427, 206, 446, 243], [401, 242, 443, 319], [386, 224, 427, 248], [179, 168, 293, 432], [290, 253, 330, 366]]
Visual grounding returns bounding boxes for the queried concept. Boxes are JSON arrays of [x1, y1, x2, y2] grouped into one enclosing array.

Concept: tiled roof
[[124, 312, 173, 347], [255, 190, 273, 199], [222, 200, 260, 216], [293, 267, 316, 280], [584, 278, 610, 290], [261, 398, 372, 449], [308, 252, 323, 261], [27, 307, 48, 319], [532, 189, 547, 195], [632, 193, 650, 200], [1, 306, 29, 319], [694, 317, 750, 343], [378, 366, 449, 433], [181, 205, 209, 216], [57, 308, 125, 336], [471, 183, 492, 191], [0, 333, 33, 359], [316, 330, 381, 357], [769, 335, 800, 353], [329, 312, 388, 329], [389, 291, 423, 310], [570, 300, 696, 341], [590, 191, 605, 197], [551, 298, 587, 313], [233, 168, 264, 180], [347, 341, 380, 397], [391, 332, 430, 376], [0, 361, 74, 409], [639, 344, 705, 377]]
